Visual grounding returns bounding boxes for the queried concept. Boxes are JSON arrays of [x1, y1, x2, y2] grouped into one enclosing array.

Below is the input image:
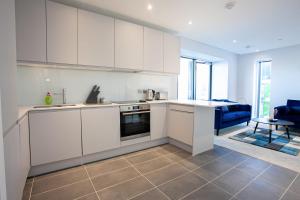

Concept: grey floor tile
[[98, 176, 153, 200], [22, 182, 33, 200], [159, 172, 207, 200], [177, 156, 209, 170], [260, 165, 297, 188], [166, 150, 192, 162], [76, 193, 99, 200], [236, 177, 284, 200], [182, 183, 232, 200], [281, 190, 300, 200], [86, 158, 130, 177], [155, 144, 182, 155], [134, 157, 172, 174], [213, 168, 255, 195], [236, 157, 271, 177], [34, 166, 84, 181], [218, 151, 249, 166], [200, 146, 232, 161], [30, 180, 94, 200], [194, 158, 234, 181], [131, 189, 169, 200], [126, 151, 161, 164], [145, 163, 189, 186], [91, 167, 139, 191], [32, 168, 89, 194], [287, 175, 300, 195]]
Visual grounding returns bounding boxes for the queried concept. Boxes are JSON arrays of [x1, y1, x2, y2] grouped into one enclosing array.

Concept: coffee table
[[252, 118, 294, 143]]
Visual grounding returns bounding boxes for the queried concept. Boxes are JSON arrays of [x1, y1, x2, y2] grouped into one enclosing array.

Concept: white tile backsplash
[[17, 66, 178, 106]]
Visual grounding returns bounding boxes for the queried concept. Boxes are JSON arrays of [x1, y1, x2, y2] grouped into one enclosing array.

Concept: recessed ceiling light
[[147, 4, 153, 10], [233, 40, 237, 43], [255, 49, 260, 52], [277, 38, 283, 41], [245, 45, 251, 49], [188, 20, 192, 25]]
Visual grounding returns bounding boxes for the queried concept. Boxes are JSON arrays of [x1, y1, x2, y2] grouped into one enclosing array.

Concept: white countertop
[[18, 99, 236, 120]]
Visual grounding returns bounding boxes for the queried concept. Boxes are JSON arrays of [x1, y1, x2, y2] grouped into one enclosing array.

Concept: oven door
[[120, 110, 150, 141]]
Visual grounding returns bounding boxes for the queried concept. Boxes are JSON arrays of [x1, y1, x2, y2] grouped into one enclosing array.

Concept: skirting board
[[29, 137, 168, 177]]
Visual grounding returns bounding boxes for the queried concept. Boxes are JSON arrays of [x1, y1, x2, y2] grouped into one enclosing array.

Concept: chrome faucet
[[53, 88, 66, 104]]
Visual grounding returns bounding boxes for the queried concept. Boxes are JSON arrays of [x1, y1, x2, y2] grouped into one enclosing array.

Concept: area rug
[[229, 128, 300, 156]]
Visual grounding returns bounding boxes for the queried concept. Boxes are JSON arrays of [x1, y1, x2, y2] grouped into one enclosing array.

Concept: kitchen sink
[[33, 104, 77, 109]]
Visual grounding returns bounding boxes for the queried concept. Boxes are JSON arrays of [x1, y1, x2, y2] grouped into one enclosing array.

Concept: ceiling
[[59, 0, 300, 54]]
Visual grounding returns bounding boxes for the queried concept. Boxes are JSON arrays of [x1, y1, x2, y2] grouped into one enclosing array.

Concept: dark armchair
[[274, 99, 300, 129]]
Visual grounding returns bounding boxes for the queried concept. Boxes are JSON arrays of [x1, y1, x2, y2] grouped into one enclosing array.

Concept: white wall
[[180, 37, 238, 100], [237, 44, 300, 114], [17, 66, 178, 105], [0, 0, 18, 134]]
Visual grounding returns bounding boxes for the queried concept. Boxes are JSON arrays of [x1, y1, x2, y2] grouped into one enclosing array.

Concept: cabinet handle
[[121, 111, 150, 116], [170, 109, 194, 114]]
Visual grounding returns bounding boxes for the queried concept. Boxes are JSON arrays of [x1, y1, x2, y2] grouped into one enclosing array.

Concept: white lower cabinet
[[167, 105, 194, 145], [150, 103, 167, 140], [29, 109, 82, 166], [81, 107, 120, 155], [19, 115, 30, 186]]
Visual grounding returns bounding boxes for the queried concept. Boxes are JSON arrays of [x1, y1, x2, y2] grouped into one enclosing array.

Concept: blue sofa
[[215, 104, 252, 135], [274, 99, 300, 129]]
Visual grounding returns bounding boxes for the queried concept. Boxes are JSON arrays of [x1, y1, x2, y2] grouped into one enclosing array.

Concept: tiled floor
[[22, 144, 300, 200]]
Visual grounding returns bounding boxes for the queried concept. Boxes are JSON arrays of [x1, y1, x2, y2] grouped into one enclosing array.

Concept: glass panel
[[258, 61, 272, 117], [212, 62, 228, 99], [195, 63, 210, 100], [178, 58, 194, 100]]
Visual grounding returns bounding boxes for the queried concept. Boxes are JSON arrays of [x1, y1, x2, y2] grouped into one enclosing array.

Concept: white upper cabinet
[[115, 19, 143, 70], [143, 27, 164, 72], [78, 10, 114, 67], [46, 1, 77, 64], [15, 0, 46, 62], [163, 33, 180, 74]]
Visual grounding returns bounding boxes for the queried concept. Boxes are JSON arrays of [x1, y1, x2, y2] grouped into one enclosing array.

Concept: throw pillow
[[221, 106, 229, 113]]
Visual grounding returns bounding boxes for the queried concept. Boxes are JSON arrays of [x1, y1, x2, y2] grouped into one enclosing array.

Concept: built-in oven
[[119, 104, 150, 141]]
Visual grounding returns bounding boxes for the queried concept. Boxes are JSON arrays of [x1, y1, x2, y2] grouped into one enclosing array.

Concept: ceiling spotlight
[[245, 45, 251, 49], [147, 4, 153, 10], [188, 20, 193, 25], [233, 40, 237, 43], [225, 1, 236, 10], [277, 38, 283, 41], [255, 49, 260, 52]]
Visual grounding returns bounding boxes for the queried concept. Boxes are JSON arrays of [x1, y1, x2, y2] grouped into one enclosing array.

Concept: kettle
[[145, 89, 155, 101]]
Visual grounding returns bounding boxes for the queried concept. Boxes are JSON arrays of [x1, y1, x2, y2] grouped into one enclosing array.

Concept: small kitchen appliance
[[145, 89, 155, 101]]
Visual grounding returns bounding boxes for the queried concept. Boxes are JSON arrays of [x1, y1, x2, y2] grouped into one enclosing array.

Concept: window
[[178, 57, 228, 100], [178, 58, 194, 100], [257, 61, 272, 117], [195, 62, 211, 100]]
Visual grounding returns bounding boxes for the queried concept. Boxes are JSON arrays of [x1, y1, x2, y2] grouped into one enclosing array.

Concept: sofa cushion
[[287, 106, 300, 115], [223, 111, 251, 122], [287, 99, 300, 107]]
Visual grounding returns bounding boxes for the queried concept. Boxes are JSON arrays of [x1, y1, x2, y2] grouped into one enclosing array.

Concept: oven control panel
[[120, 104, 150, 112]]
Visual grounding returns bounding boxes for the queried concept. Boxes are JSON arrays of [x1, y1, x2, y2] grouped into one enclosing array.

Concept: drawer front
[[168, 104, 194, 113]]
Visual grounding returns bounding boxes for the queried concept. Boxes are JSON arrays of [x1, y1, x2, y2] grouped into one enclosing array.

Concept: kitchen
[[2, 0, 234, 199]]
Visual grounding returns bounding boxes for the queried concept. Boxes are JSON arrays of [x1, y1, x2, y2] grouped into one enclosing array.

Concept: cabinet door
[[19, 115, 30, 186], [4, 125, 23, 200], [29, 110, 82, 166], [115, 19, 143, 70], [143, 27, 164, 72], [150, 104, 167, 140], [81, 107, 120, 155], [15, 0, 46, 62], [164, 33, 180, 74], [47, 1, 77, 64], [78, 9, 114, 67], [167, 109, 194, 145]]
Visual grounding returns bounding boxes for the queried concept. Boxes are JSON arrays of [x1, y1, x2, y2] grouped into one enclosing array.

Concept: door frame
[[0, 93, 7, 200]]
